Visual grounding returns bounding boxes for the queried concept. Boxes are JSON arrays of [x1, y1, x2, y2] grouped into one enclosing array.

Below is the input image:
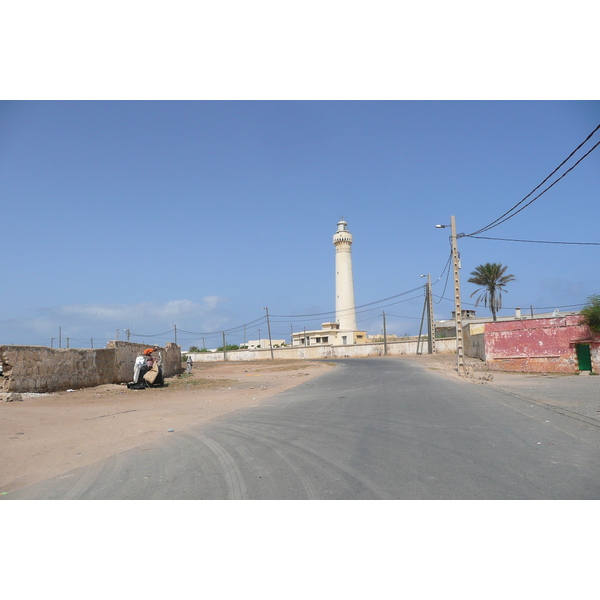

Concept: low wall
[[464, 323, 486, 361], [0, 342, 182, 393], [185, 338, 457, 363]]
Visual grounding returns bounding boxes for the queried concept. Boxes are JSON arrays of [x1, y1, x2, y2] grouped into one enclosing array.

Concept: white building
[[245, 338, 286, 349]]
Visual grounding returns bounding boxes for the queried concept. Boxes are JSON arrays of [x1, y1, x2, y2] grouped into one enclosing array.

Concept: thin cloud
[[0, 298, 231, 346]]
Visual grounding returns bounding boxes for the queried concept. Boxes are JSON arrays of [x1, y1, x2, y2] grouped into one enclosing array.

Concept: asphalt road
[[4, 358, 600, 499]]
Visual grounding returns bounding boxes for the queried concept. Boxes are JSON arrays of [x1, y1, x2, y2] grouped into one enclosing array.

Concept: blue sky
[[1, 100, 598, 349]]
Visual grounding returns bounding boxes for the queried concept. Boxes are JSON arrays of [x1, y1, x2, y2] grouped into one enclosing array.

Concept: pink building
[[466, 315, 599, 374]]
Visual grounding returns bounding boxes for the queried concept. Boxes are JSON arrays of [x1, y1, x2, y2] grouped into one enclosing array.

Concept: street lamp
[[436, 215, 465, 373]]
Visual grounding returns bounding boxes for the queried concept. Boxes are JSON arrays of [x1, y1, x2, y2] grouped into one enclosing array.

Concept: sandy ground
[[0, 360, 335, 493]]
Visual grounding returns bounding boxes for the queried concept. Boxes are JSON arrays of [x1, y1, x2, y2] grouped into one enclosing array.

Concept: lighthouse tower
[[333, 219, 358, 331], [290, 219, 366, 348]]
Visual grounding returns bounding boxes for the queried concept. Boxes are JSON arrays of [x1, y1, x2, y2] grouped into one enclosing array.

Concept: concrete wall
[[0, 342, 182, 393], [186, 338, 457, 363], [464, 323, 486, 361], [480, 315, 599, 373]]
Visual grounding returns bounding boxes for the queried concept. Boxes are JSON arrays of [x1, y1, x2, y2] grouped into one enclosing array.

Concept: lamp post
[[436, 216, 464, 373]]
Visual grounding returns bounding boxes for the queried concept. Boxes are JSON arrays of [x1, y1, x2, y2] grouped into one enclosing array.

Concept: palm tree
[[467, 263, 515, 321]]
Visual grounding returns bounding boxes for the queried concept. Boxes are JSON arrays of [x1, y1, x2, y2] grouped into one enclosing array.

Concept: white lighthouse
[[333, 219, 358, 331], [291, 219, 366, 348]]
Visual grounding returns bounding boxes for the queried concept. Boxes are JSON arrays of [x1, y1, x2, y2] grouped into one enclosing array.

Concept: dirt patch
[[0, 360, 335, 494]]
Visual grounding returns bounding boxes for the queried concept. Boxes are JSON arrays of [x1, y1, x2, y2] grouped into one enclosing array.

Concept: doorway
[[576, 344, 592, 371]]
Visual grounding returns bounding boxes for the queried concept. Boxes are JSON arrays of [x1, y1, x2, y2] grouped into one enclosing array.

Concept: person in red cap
[[128, 346, 162, 389]]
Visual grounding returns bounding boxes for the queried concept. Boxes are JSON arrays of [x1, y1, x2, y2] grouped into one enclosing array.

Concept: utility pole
[[51, 337, 55, 348], [425, 273, 435, 355], [382, 311, 387, 355], [416, 293, 427, 355], [263, 307, 274, 360], [59, 327, 62, 349], [173, 325, 177, 345], [450, 216, 465, 372], [222, 332, 227, 361], [91, 338, 94, 349], [436, 216, 464, 373]]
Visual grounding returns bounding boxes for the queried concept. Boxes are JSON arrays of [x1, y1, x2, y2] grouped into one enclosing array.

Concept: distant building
[[367, 333, 404, 342], [246, 339, 286, 349], [452, 309, 476, 319], [292, 322, 366, 347]]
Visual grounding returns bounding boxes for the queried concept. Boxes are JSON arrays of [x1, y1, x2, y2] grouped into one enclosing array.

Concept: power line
[[130, 328, 176, 338], [270, 286, 425, 318], [433, 251, 453, 305], [435, 252, 452, 282], [177, 315, 267, 337], [468, 235, 600, 246], [525, 303, 585, 310], [467, 123, 600, 237], [432, 293, 585, 312]]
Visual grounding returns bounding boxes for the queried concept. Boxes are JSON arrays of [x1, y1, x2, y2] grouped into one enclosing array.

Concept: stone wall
[[0, 342, 182, 393], [106, 341, 181, 382]]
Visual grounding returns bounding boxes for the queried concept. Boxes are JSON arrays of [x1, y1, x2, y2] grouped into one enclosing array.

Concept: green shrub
[[216, 344, 240, 351], [580, 295, 600, 334]]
